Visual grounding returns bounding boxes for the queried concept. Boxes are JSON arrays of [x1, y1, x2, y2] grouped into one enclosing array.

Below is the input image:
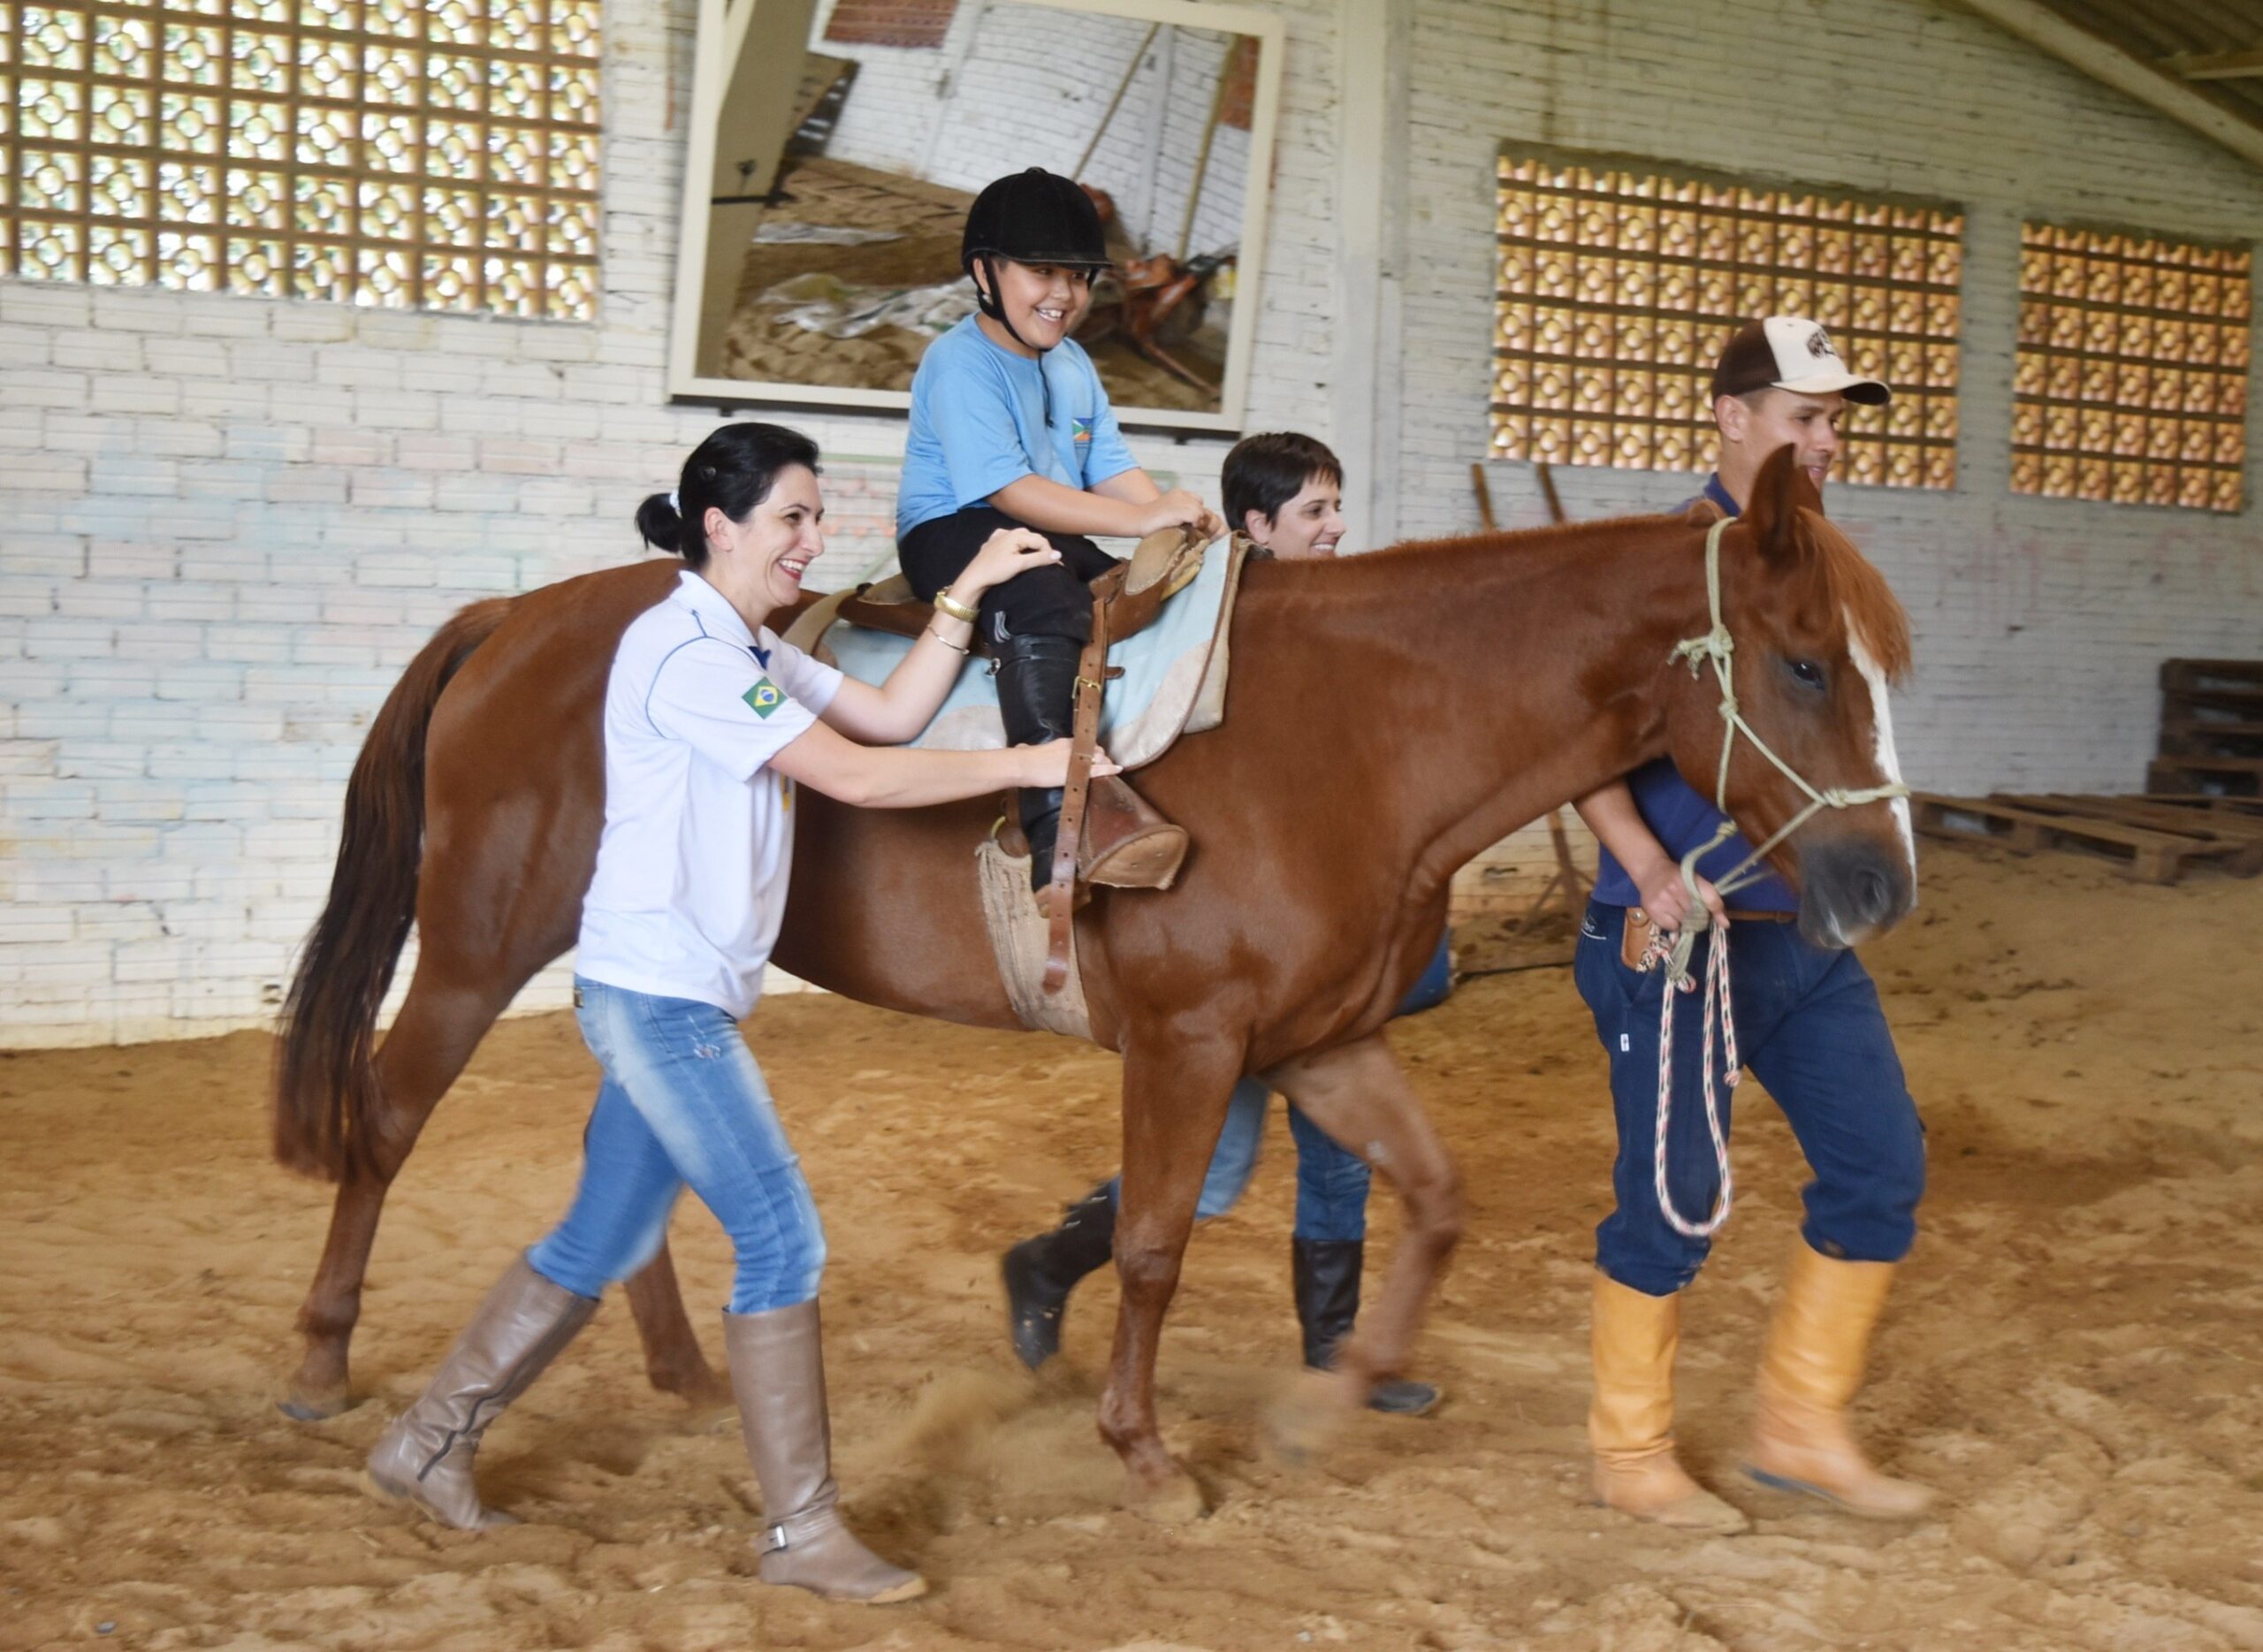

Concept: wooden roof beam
[[2166, 47, 2263, 80], [1953, 0, 2263, 170]]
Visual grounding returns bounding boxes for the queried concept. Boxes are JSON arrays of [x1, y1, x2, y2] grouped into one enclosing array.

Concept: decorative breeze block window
[[1492, 150, 1963, 490], [2, 0, 601, 318], [2013, 225, 2250, 514]]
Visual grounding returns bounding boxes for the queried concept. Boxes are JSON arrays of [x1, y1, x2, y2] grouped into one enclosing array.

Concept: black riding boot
[[993, 632, 1083, 894], [1291, 1237, 1443, 1418], [1001, 1184, 1116, 1369]]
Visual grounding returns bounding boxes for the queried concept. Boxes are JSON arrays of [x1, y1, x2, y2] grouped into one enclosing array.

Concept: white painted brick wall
[[9, 0, 2254, 1044], [1399, 0, 2263, 900], [0, 0, 1337, 1045]]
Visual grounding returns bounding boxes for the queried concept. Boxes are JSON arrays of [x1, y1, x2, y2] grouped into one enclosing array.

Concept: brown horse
[[274, 447, 1915, 1513]]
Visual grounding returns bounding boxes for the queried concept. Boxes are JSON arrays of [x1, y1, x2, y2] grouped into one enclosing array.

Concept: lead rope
[[1646, 515, 1910, 1240]]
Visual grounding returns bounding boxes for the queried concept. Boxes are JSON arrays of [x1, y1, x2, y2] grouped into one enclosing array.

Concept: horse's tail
[[272, 597, 514, 1184]]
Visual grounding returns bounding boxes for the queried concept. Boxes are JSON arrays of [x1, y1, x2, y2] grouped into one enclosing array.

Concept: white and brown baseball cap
[[1711, 316, 1891, 406]]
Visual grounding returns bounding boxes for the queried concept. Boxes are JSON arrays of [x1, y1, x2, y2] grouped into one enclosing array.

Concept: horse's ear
[[1743, 444, 1823, 570]]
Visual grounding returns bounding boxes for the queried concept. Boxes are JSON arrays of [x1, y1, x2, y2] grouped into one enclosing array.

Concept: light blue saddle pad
[[818, 543, 1238, 770]]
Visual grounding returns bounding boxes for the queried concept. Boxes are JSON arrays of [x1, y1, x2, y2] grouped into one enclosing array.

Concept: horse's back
[[415, 560, 682, 978]]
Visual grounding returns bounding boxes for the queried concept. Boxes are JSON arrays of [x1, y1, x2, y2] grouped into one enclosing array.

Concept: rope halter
[[1646, 513, 1911, 1239]]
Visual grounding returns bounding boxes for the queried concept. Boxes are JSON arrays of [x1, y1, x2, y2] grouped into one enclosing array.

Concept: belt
[[1724, 909, 1797, 924]]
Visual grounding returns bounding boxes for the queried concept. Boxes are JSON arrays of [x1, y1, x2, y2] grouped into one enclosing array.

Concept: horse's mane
[[1360, 514, 1692, 564], [1803, 511, 1913, 684], [1264, 507, 1912, 684]]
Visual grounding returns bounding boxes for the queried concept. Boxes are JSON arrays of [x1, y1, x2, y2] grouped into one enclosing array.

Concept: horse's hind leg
[[622, 1241, 729, 1406], [1264, 1035, 1463, 1443], [1098, 1032, 1244, 1520], [282, 973, 514, 1419]]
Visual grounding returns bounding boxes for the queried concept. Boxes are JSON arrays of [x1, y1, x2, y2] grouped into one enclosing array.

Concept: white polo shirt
[[576, 570, 843, 1018]]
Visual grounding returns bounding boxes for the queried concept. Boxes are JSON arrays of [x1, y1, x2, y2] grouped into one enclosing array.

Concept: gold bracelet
[[933, 590, 979, 625], [926, 624, 969, 655]]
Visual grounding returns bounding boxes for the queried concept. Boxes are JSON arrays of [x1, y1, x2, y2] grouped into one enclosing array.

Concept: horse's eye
[[1788, 659, 1825, 690]]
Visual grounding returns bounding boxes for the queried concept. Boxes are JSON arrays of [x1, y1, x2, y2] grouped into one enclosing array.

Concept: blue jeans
[[1101, 1077, 1372, 1241], [1573, 901, 1925, 1298], [528, 978, 827, 1314], [1095, 928, 1455, 1241]]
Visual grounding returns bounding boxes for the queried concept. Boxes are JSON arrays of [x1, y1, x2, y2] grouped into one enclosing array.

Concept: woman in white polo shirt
[[366, 423, 1099, 1605]]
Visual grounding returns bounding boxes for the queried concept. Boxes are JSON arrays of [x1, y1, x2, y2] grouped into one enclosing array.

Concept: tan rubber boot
[[724, 1301, 927, 1604], [1744, 1242, 1933, 1519], [1589, 1273, 1749, 1534], [366, 1257, 597, 1529]]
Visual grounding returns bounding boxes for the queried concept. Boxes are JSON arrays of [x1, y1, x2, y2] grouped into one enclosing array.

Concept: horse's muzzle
[[1795, 838, 1915, 949]]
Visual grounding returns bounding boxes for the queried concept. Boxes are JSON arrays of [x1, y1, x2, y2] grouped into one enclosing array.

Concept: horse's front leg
[[1265, 1034, 1464, 1446], [621, 1240, 729, 1405], [1098, 1029, 1244, 1521]]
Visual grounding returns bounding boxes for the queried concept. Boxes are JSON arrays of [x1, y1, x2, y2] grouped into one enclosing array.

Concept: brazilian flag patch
[[742, 677, 785, 719]]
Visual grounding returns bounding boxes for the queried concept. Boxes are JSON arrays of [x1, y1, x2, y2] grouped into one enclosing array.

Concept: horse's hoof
[[1267, 1367, 1360, 1465], [278, 1387, 354, 1422], [1125, 1468, 1207, 1525], [651, 1362, 734, 1411]]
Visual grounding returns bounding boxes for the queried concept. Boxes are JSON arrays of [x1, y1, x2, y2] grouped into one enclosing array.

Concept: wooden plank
[[1910, 795, 2047, 857], [2140, 792, 2263, 816], [2162, 685, 2263, 716], [1912, 792, 2205, 884], [2017, 794, 2263, 838], [2162, 718, 2263, 739], [1947, 0, 2263, 171], [1995, 794, 2263, 875], [2167, 48, 2263, 80], [2160, 718, 2263, 756], [2160, 659, 2263, 692], [2150, 755, 2263, 786]]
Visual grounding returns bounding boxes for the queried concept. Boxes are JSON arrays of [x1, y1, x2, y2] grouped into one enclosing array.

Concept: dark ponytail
[[636, 422, 822, 571]]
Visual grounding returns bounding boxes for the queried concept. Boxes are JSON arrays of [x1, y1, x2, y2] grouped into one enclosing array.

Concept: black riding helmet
[[962, 168, 1109, 357]]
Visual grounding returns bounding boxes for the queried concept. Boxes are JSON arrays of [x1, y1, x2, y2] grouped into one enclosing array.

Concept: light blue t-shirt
[[895, 316, 1141, 537]]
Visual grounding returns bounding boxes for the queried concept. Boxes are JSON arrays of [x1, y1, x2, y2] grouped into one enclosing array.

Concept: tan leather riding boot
[[366, 1257, 597, 1529], [1589, 1273, 1749, 1534], [724, 1301, 926, 1604], [1744, 1242, 1933, 1519], [1079, 774, 1187, 889]]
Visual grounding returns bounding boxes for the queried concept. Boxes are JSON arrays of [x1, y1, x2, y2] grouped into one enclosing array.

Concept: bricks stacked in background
[[2151, 660, 2263, 797]]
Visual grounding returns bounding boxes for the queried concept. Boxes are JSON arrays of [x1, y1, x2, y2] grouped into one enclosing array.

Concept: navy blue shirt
[[1589, 473, 1797, 912]]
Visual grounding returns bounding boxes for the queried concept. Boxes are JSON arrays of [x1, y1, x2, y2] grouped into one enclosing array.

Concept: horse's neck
[[1246, 521, 1702, 901]]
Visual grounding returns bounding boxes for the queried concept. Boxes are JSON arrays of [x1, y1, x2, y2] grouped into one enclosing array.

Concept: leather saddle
[[788, 526, 1211, 993], [813, 524, 1205, 659]]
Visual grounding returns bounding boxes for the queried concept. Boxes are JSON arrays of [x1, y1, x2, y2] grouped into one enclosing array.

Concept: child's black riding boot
[[994, 631, 1188, 902], [994, 631, 1082, 893]]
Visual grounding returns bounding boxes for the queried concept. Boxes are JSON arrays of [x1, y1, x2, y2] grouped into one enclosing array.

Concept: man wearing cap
[[1568, 316, 1930, 1534]]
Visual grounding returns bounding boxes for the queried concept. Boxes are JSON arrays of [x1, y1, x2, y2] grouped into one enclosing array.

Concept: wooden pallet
[[2147, 755, 2263, 796], [2137, 792, 2263, 817], [1990, 794, 2263, 876], [2160, 717, 2263, 757], [1911, 792, 2252, 884], [2160, 659, 2263, 694]]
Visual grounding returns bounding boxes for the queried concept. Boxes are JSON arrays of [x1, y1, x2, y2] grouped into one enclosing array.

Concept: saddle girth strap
[[1043, 565, 1124, 993]]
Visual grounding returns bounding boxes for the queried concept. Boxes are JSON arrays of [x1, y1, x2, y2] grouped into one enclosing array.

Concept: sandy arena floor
[[3, 849, 2260, 1651]]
